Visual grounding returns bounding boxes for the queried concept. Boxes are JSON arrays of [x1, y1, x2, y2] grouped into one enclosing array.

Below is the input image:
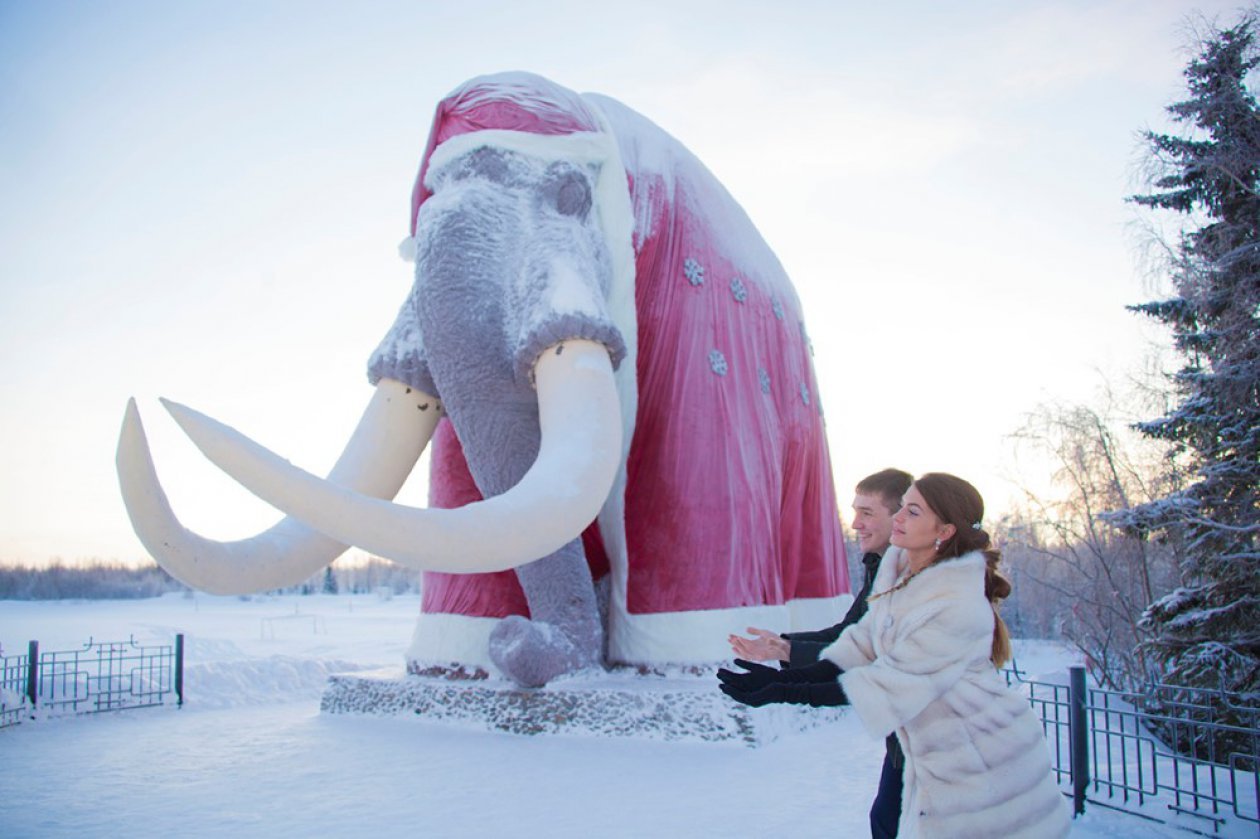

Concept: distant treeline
[[0, 561, 187, 600], [0, 558, 422, 600]]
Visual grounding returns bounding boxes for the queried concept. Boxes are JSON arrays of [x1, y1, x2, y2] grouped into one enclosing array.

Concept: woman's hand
[[716, 659, 781, 692], [716, 659, 848, 708]]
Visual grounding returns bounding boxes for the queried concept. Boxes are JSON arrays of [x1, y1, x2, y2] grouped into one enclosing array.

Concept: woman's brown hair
[[913, 472, 1013, 668]]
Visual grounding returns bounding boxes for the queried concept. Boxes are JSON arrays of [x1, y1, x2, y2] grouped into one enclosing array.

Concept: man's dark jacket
[[782, 550, 882, 667]]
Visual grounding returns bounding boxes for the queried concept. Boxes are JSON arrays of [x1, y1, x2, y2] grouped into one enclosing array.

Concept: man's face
[[850, 492, 896, 554]]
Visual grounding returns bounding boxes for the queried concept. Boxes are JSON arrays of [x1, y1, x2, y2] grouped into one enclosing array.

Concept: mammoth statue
[[118, 72, 849, 688]]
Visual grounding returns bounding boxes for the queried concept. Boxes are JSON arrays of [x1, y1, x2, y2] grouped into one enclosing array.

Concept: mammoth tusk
[[162, 339, 622, 574], [116, 378, 437, 594]]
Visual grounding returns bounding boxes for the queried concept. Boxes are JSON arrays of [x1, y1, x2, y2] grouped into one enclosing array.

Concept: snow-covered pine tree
[[1111, 10, 1260, 730]]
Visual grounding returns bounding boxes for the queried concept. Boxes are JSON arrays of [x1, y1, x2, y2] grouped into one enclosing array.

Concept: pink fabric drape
[[414, 74, 847, 621]]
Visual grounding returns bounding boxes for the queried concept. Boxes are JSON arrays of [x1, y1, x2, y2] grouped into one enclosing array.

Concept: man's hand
[[727, 627, 790, 662]]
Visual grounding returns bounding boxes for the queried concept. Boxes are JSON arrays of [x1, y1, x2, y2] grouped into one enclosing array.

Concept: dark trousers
[[869, 735, 904, 838]]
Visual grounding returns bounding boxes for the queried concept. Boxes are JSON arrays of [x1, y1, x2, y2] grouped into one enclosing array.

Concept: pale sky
[[0, 0, 1241, 565]]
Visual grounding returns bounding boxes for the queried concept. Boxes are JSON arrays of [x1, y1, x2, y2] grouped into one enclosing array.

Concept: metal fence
[[0, 645, 32, 729], [0, 634, 184, 728], [1004, 662, 1259, 835]]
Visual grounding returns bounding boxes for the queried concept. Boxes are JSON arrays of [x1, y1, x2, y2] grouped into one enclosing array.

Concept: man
[[728, 467, 910, 663], [724, 467, 911, 839]]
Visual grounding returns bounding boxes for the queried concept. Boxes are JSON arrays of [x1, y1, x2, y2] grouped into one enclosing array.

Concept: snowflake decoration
[[771, 297, 785, 321], [683, 258, 705, 287], [729, 277, 748, 303], [758, 367, 771, 394], [799, 321, 815, 355], [709, 349, 728, 376]]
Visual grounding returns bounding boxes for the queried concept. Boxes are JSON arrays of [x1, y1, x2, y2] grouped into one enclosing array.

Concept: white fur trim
[[425, 130, 619, 186], [792, 593, 853, 629], [608, 596, 852, 664], [406, 612, 501, 674], [408, 596, 852, 671]]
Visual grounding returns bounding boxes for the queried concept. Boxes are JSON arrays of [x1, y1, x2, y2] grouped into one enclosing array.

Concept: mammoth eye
[[545, 171, 592, 218], [459, 147, 515, 184]]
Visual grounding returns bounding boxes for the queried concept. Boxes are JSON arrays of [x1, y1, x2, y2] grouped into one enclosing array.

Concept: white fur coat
[[822, 548, 1070, 839]]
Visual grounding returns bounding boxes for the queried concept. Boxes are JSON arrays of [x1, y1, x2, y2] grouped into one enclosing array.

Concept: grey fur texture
[[369, 145, 624, 687]]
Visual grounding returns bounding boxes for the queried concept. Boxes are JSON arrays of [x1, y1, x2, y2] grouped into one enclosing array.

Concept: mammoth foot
[[489, 615, 600, 688]]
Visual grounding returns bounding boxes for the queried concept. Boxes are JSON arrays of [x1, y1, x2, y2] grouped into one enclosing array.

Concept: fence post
[[175, 633, 184, 708], [26, 640, 39, 715], [1069, 665, 1089, 815]]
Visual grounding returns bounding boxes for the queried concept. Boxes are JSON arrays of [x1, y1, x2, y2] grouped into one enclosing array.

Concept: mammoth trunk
[[365, 130, 634, 684]]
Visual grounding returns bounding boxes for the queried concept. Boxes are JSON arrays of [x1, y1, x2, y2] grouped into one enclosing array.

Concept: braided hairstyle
[[914, 473, 1013, 668]]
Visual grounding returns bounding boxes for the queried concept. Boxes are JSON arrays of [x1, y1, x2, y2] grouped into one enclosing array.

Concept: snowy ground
[[0, 593, 1234, 838]]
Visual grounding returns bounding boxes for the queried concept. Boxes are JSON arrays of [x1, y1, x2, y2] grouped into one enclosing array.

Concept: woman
[[718, 473, 1070, 838]]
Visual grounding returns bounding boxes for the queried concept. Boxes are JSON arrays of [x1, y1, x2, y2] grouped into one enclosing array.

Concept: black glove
[[717, 657, 841, 691], [717, 658, 846, 708], [777, 658, 841, 683], [715, 659, 780, 692], [719, 678, 848, 708]]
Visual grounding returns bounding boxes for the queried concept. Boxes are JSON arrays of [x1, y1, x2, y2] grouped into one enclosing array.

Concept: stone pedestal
[[321, 667, 846, 747]]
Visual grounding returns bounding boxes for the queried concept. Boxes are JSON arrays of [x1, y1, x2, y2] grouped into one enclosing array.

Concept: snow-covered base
[[321, 667, 846, 746]]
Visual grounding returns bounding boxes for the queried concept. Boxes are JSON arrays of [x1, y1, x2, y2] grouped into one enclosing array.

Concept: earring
[[934, 538, 943, 552]]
